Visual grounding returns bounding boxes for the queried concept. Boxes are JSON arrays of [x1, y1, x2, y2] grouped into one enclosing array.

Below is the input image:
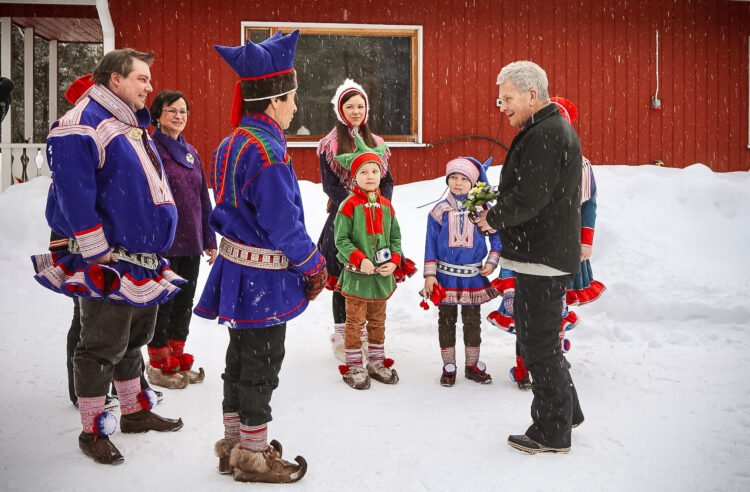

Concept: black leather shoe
[[120, 409, 183, 433], [78, 432, 124, 465], [507, 434, 570, 454]]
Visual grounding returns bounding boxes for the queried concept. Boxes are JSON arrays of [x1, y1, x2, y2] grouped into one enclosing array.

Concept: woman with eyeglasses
[[147, 90, 217, 389]]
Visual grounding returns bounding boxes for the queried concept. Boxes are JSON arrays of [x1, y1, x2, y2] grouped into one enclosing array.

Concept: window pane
[[246, 27, 415, 139]]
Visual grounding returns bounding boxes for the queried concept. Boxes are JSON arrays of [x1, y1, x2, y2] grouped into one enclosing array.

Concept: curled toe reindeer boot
[[147, 346, 188, 389], [168, 339, 205, 384], [229, 443, 307, 483]]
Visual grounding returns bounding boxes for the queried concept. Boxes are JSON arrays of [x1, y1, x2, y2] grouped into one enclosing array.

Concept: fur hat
[[550, 96, 578, 123], [214, 30, 300, 126], [446, 157, 492, 187], [334, 131, 388, 177], [331, 79, 369, 127]]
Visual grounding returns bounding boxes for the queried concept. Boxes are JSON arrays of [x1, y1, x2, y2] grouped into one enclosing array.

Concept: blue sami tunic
[[31, 84, 183, 307], [194, 113, 325, 329], [424, 193, 502, 305]]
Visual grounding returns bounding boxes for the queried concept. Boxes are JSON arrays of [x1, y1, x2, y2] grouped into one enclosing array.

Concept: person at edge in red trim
[[31, 49, 186, 466], [195, 30, 326, 484]]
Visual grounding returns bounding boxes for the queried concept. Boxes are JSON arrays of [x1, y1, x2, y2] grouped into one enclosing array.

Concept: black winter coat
[[486, 103, 582, 273]]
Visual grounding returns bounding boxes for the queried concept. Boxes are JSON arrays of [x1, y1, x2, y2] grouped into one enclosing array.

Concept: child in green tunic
[[333, 133, 403, 390]]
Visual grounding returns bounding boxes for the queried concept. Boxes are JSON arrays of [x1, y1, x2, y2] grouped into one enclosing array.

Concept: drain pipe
[[651, 29, 662, 110]]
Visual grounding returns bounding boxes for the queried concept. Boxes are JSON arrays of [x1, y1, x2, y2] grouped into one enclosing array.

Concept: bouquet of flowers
[[463, 181, 500, 215], [462, 182, 500, 236]]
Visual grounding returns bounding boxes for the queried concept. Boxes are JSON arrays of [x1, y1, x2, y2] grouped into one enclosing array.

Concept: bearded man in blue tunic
[[196, 30, 327, 484], [31, 48, 186, 465]]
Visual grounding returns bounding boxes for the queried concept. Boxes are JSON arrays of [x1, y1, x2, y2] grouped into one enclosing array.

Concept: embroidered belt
[[344, 263, 378, 275], [219, 237, 289, 270], [437, 261, 482, 278], [68, 239, 158, 269]]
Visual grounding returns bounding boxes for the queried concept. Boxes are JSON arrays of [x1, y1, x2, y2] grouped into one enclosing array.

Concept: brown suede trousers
[[438, 304, 482, 348], [344, 298, 387, 350]]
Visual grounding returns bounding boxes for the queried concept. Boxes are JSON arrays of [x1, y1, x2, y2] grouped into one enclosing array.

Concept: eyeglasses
[[163, 108, 189, 116]]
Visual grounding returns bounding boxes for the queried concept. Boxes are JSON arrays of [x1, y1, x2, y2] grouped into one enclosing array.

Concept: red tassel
[[383, 358, 394, 368], [338, 365, 350, 375], [230, 80, 243, 127], [419, 299, 429, 310], [430, 284, 446, 306]]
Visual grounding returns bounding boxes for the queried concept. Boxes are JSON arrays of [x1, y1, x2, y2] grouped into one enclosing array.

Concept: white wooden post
[[49, 39, 58, 130], [1, 17, 13, 192], [24, 26, 33, 143]]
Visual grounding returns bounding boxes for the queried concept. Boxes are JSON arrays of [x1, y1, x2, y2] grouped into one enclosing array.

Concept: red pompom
[[162, 356, 181, 373], [137, 390, 154, 411], [338, 365, 350, 375], [177, 353, 194, 371], [383, 358, 395, 368], [419, 300, 429, 310]]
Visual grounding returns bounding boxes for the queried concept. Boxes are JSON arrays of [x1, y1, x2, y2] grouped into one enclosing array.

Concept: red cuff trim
[[581, 227, 594, 246], [349, 249, 367, 267], [390, 252, 402, 266]]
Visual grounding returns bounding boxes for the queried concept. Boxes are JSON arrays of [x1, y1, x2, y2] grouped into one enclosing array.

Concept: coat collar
[[87, 83, 151, 128], [520, 103, 560, 132], [240, 113, 287, 146], [352, 185, 381, 203], [151, 128, 194, 169]]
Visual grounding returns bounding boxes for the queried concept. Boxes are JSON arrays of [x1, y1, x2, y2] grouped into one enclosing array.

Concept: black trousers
[[67, 298, 149, 403], [515, 272, 583, 448], [149, 255, 201, 348], [331, 291, 347, 324], [74, 298, 157, 398], [222, 324, 286, 426], [437, 304, 482, 348]]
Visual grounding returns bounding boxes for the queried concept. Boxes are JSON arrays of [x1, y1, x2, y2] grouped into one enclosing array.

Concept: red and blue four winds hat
[[214, 30, 300, 126]]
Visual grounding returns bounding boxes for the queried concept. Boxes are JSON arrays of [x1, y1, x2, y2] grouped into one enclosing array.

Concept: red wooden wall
[[105, 0, 750, 182]]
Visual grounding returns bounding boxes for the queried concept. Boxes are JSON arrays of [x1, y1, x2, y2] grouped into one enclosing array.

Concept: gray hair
[[496, 61, 550, 102]]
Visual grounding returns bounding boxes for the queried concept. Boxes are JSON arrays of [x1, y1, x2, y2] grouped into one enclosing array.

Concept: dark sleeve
[[380, 168, 394, 201], [319, 153, 350, 205], [487, 131, 561, 229]]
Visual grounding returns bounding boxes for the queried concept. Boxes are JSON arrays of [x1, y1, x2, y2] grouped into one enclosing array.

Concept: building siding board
[[93, 0, 749, 182]]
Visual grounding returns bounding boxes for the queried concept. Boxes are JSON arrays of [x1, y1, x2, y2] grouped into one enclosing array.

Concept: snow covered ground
[[1, 164, 749, 491]]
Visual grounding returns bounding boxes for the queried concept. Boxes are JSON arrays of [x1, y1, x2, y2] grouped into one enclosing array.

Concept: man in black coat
[[476, 60, 584, 453]]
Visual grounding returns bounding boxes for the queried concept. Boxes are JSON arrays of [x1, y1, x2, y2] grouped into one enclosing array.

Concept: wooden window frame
[[241, 21, 423, 146]]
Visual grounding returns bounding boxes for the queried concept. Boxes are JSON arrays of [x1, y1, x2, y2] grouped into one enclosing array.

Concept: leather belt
[[68, 239, 158, 269]]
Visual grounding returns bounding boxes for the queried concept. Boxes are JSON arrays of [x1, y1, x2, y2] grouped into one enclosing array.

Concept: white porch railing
[[0, 143, 51, 193]]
